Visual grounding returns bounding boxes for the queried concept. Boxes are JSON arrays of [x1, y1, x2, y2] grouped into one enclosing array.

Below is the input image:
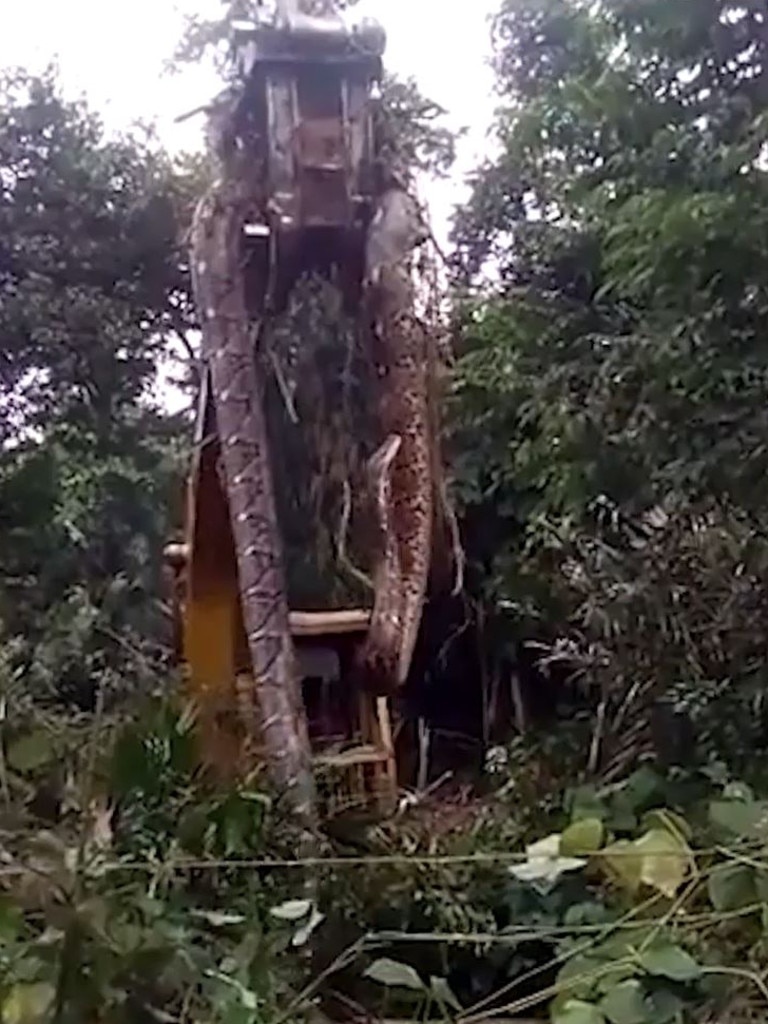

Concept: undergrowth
[[1, 699, 768, 1024]]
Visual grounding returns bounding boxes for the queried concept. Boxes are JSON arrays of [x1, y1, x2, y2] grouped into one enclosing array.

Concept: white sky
[[0, 0, 499, 246]]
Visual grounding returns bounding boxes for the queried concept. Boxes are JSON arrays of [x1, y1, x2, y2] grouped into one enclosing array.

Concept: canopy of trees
[[0, 68, 196, 707], [451, 0, 768, 776]]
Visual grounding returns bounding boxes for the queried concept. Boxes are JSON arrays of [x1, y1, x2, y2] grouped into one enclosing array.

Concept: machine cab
[[230, 8, 386, 236]]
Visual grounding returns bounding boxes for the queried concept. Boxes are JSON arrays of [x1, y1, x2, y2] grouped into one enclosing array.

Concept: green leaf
[[593, 960, 639, 994], [642, 808, 692, 843], [569, 785, 608, 823], [0, 897, 23, 942], [754, 866, 768, 902], [639, 945, 702, 982], [708, 862, 757, 912], [562, 818, 605, 856], [602, 840, 642, 894], [644, 989, 684, 1024], [3, 983, 56, 1024], [634, 828, 693, 898], [557, 955, 605, 1000], [599, 980, 647, 1024], [564, 901, 614, 928], [364, 958, 424, 991], [622, 767, 664, 812], [607, 794, 639, 833], [430, 976, 461, 1011], [7, 731, 54, 774], [709, 799, 768, 839], [552, 998, 606, 1024]]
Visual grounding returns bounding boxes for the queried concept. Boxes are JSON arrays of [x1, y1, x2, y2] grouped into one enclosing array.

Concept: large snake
[[359, 187, 436, 693], [190, 170, 317, 828]]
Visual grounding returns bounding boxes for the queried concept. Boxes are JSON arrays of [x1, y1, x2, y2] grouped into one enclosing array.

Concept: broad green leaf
[[557, 954, 605, 1000], [364, 958, 424, 991], [639, 945, 702, 982], [599, 980, 647, 1024], [644, 989, 684, 1024], [754, 866, 768, 902], [622, 767, 663, 812], [634, 828, 692, 898], [7, 731, 54, 774], [562, 818, 605, 856], [569, 785, 608, 823], [607, 794, 639, 833], [642, 808, 692, 843], [552, 998, 606, 1024], [602, 840, 642, 894], [707, 862, 757, 912], [269, 899, 311, 921], [597, 927, 657, 962], [0, 897, 23, 942], [709, 799, 768, 839], [430, 976, 461, 1011], [3, 983, 55, 1024], [594, 961, 639, 995], [563, 901, 614, 928]]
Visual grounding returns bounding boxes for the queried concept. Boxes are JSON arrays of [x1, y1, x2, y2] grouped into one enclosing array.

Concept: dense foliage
[[450, 0, 768, 776], [0, 68, 197, 710]]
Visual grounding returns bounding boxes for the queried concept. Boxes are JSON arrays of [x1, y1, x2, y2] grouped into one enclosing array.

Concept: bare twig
[[268, 347, 300, 424], [336, 478, 374, 592]]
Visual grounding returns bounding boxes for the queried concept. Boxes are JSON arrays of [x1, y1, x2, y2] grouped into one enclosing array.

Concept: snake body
[[359, 187, 436, 693]]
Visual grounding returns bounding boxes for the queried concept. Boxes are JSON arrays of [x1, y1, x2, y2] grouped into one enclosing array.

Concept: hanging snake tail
[[391, 364, 434, 688]]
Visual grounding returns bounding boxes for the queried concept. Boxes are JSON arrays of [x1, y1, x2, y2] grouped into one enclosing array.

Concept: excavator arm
[[171, 0, 457, 810]]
